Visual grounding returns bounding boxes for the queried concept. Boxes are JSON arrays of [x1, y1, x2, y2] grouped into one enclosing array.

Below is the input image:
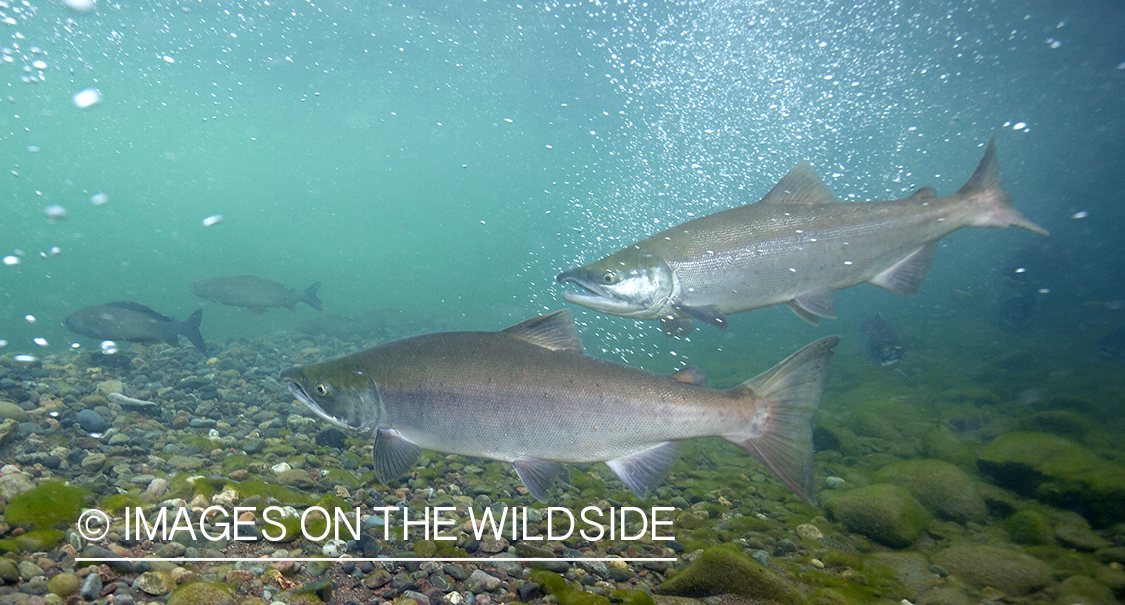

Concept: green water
[[1, 4, 1121, 400]]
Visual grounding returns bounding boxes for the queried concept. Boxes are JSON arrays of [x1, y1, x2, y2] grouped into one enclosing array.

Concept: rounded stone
[[824, 483, 931, 548], [47, 572, 80, 598], [76, 409, 109, 433], [930, 545, 1051, 596]]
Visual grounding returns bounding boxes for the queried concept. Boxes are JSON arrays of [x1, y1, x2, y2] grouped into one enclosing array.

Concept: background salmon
[[190, 275, 322, 315]]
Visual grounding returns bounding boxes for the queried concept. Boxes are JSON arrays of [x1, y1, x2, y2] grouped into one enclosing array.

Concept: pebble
[[76, 409, 109, 433], [80, 573, 103, 600]]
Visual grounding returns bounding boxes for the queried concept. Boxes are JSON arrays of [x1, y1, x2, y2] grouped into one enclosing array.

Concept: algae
[[4, 481, 87, 529]]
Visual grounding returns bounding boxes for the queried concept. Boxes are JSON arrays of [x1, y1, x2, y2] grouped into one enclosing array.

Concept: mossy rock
[[823, 484, 931, 548], [609, 589, 655, 605], [413, 539, 437, 558], [528, 569, 567, 595], [166, 580, 235, 605], [4, 482, 87, 529], [1016, 410, 1093, 440], [930, 545, 1051, 596], [1053, 575, 1117, 605], [1005, 510, 1055, 546], [656, 546, 805, 604], [978, 432, 1125, 527], [557, 590, 611, 605], [873, 459, 987, 523], [922, 426, 978, 469], [100, 493, 144, 514], [48, 572, 80, 598]]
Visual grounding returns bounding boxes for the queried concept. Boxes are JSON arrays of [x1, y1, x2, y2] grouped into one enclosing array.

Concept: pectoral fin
[[675, 304, 727, 329], [791, 288, 837, 321], [606, 441, 681, 499], [512, 458, 566, 503], [786, 301, 821, 325], [869, 243, 937, 295], [371, 428, 422, 485]]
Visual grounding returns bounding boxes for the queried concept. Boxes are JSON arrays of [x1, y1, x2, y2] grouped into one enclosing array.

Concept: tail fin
[[301, 282, 323, 311], [958, 133, 1049, 236], [179, 309, 208, 354], [723, 336, 838, 504]]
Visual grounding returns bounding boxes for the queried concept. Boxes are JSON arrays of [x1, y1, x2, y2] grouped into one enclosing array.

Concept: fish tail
[[957, 133, 1049, 236], [302, 282, 323, 311], [179, 309, 208, 354], [723, 336, 838, 504]]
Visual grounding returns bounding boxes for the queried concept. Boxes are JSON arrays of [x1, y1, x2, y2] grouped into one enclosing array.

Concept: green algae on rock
[[166, 580, 236, 605], [3, 481, 86, 529], [977, 431, 1125, 527], [873, 459, 987, 523], [824, 483, 931, 548], [1004, 510, 1055, 546], [930, 544, 1051, 596], [657, 546, 805, 604]]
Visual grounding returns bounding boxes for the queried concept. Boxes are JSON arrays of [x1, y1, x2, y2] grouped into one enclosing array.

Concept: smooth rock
[[133, 571, 176, 595], [0, 400, 28, 422], [47, 573, 80, 598], [824, 483, 931, 548], [463, 570, 502, 593], [80, 453, 108, 472], [167, 455, 205, 471], [656, 547, 804, 604], [79, 570, 103, 599], [873, 458, 988, 523], [76, 409, 109, 433], [930, 545, 1051, 596]]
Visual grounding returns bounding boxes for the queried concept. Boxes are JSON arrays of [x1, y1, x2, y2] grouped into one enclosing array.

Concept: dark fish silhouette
[[190, 275, 322, 315], [65, 302, 206, 353], [859, 312, 905, 368]]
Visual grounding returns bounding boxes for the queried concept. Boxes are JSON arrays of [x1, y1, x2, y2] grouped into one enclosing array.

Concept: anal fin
[[372, 428, 422, 485], [512, 458, 565, 503], [606, 441, 681, 499], [659, 317, 696, 337], [869, 243, 938, 295]]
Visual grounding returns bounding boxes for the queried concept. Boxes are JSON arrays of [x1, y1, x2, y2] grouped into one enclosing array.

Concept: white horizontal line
[[76, 557, 677, 563]]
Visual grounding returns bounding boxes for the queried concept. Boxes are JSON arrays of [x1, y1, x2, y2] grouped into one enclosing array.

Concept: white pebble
[[100, 340, 118, 354], [90, 192, 108, 205], [33, 337, 48, 347], [24, 315, 36, 325], [13, 354, 37, 364], [44, 204, 68, 221], [1012, 122, 1027, 130], [202, 214, 223, 226], [2, 256, 19, 266], [0, 340, 7, 348], [1071, 210, 1088, 219], [72, 88, 101, 108]]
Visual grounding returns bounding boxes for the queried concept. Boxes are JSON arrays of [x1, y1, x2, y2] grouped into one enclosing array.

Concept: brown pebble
[[226, 570, 255, 583], [228, 469, 249, 481], [171, 416, 190, 430]]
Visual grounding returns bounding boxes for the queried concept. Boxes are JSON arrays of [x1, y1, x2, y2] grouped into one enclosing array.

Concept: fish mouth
[[556, 273, 644, 315]]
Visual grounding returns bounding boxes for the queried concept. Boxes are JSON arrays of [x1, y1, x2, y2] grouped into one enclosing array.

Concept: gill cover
[[556, 246, 676, 319], [279, 364, 384, 432]]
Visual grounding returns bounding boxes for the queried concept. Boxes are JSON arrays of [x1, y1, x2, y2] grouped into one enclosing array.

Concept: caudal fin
[[301, 282, 323, 311], [179, 309, 208, 354], [958, 133, 1049, 236], [723, 336, 838, 504]]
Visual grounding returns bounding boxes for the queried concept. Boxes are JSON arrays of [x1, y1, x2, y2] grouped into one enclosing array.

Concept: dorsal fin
[[907, 186, 936, 200], [501, 309, 584, 353], [760, 163, 839, 205]]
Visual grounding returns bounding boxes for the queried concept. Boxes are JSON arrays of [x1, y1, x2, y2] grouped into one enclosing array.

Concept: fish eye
[[314, 383, 329, 396], [602, 271, 616, 284]]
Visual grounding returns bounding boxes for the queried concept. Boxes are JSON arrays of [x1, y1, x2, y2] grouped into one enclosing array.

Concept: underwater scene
[[2, 1, 1125, 604]]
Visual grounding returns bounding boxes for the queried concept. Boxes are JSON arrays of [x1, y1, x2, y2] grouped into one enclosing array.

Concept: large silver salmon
[[557, 135, 1047, 335]]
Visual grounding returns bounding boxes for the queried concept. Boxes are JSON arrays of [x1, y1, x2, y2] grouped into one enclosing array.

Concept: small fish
[[65, 301, 207, 353], [858, 312, 905, 369], [557, 134, 1047, 335], [190, 275, 322, 315], [280, 309, 838, 503]]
